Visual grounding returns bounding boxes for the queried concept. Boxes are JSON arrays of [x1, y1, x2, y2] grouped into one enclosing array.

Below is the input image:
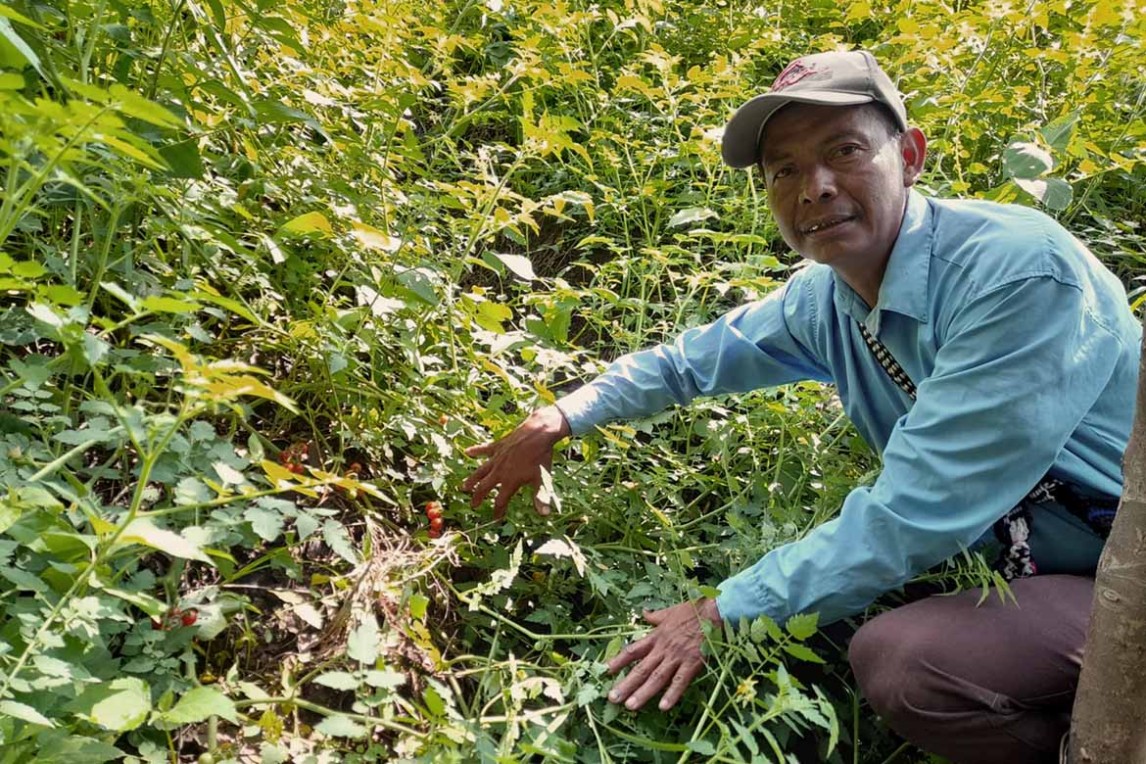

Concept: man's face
[[759, 103, 917, 273]]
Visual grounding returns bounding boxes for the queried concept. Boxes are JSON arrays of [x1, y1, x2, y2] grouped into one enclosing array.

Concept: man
[[462, 50, 1141, 763]]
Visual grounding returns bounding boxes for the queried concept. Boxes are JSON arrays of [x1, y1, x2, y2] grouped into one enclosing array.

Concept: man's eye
[[836, 145, 860, 158], [772, 166, 793, 180]]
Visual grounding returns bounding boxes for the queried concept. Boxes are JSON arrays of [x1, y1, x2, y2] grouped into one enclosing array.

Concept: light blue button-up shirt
[[556, 191, 1141, 625]]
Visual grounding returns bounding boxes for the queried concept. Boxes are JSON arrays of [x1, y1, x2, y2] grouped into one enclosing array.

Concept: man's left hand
[[606, 598, 722, 711]]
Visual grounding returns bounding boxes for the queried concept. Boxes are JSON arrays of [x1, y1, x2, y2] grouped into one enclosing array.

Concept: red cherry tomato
[[425, 502, 443, 521], [181, 609, 198, 627]]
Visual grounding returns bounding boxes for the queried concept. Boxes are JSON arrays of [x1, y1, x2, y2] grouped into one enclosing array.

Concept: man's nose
[[800, 166, 837, 204]]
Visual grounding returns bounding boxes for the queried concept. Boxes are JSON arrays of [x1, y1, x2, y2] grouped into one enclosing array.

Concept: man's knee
[[848, 612, 930, 725]]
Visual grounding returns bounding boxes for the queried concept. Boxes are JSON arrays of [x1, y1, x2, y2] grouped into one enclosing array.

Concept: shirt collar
[[832, 190, 933, 331]]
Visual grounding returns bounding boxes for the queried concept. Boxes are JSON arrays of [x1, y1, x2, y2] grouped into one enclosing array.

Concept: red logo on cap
[[772, 60, 823, 90]]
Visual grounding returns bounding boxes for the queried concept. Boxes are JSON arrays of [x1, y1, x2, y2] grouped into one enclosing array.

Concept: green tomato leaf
[[0, 699, 55, 727], [315, 714, 368, 738], [118, 518, 212, 563], [160, 686, 238, 724], [245, 506, 284, 542], [686, 740, 716, 756], [782, 643, 825, 664], [68, 677, 152, 731], [347, 615, 380, 664], [313, 672, 360, 691], [785, 612, 819, 641]]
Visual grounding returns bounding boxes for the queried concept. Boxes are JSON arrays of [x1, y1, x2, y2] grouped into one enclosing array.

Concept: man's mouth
[[799, 215, 856, 235]]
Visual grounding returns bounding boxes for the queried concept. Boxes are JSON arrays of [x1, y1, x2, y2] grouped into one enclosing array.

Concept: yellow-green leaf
[[118, 518, 212, 563], [278, 211, 333, 238]]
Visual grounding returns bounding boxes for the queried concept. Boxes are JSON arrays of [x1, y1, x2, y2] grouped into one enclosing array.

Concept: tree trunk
[[1068, 328, 1146, 763]]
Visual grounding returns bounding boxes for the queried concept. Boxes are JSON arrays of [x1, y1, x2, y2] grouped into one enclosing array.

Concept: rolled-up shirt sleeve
[[555, 275, 831, 436], [716, 275, 1125, 625]]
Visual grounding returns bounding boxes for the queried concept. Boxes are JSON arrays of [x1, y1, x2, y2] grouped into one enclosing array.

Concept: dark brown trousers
[[848, 575, 1093, 764]]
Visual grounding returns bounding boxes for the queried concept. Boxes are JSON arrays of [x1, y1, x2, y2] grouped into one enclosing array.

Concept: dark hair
[[869, 102, 905, 139]]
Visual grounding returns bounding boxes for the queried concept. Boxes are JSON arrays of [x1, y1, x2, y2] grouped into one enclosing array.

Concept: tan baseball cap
[[721, 50, 908, 168]]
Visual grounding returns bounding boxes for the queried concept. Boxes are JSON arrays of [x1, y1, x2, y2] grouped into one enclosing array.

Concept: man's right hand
[[462, 405, 571, 520]]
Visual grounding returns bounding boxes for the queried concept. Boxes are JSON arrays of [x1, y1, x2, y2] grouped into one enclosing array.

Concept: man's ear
[[900, 128, 927, 187]]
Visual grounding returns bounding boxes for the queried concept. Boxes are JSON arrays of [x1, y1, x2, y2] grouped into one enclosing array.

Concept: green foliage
[[0, 0, 1141, 761]]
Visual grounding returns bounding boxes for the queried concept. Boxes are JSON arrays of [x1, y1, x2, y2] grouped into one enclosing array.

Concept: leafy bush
[[0, 0, 1142, 761]]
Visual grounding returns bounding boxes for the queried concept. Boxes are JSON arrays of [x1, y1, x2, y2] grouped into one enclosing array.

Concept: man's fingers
[[532, 493, 551, 516], [461, 459, 494, 492], [642, 607, 670, 625], [464, 442, 497, 458], [608, 652, 664, 707], [656, 660, 703, 710], [606, 637, 654, 674], [619, 659, 680, 711]]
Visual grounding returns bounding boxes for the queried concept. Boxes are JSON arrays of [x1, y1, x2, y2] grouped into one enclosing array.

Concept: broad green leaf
[[1014, 177, 1072, 212], [356, 285, 405, 317], [278, 211, 333, 238], [10, 260, 45, 279], [160, 686, 238, 724], [98, 134, 167, 170], [322, 519, 359, 563], [107, 84, 182, 128], [68, 677, 151, 731], [492, 253, 536, 281], [785, 612, 819, 641], [191, 290, 259, 324], [0, 5, 45, 27], [350, 222, 400, 252], [313, 672, 360, 691], [533, 537, 584, 576], [27, 302, 65, 328], [347, 615, 380, 664], [1002, 141, 1053, 180], [254, 99, 318, 126], [668, 207, 718, 228], [362, 669, 404, 689], [118, 518, 212, 563], [37, 284, 84, 306], [159, 139, 204, 179], [474, 301, 512, 333], [0, 700, 55, 727], [396, 268, 438, 306], [314, 714, 367, 738], [408, 592, 429, 620], [0, 18, 44, 77], [1040, 111, 1079, 153], [245, 506, 283, 542], [213, 461, 246, 485]]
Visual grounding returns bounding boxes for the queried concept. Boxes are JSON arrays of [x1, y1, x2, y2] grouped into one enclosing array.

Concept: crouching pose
[[464, 50, 1140, 763]]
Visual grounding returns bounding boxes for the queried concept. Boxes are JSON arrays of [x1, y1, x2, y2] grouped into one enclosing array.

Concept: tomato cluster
[[425, 501, 444, 538], [150, 607, 198, 631], [278, 441, 309, 474]]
